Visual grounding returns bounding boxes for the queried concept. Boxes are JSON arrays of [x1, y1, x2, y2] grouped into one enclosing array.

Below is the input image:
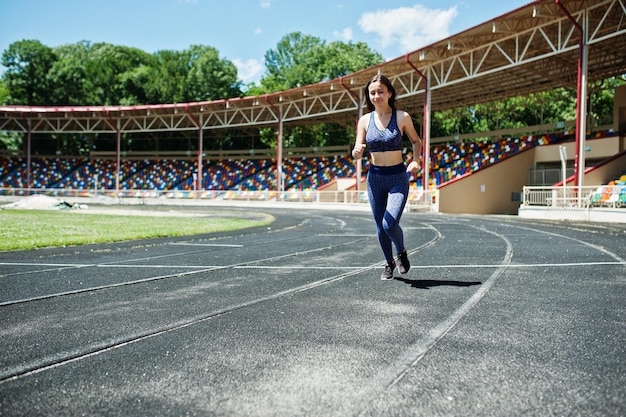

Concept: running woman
[[352, 73, 422, 280]]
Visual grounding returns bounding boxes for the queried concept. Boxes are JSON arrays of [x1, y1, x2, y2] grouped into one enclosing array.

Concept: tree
[[1, 39, 57, 105], [262, 32, 325, 91], [80, 43, 156, 105], [184, 45, 242, 102], [589, 76, 626, 126], [258, 32, 383, 149], [0, 78, 8, 104], [322, 41, 383, 80], [143, 49, 189, 104], [260, 32, 383, 92], [0, 131, 22, 152], [431, 87, 581, 138], [47, 41, 90, 105], [117, 64, 154, 105]]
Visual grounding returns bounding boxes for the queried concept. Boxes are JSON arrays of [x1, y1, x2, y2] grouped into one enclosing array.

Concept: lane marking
[[0, 267, 223, 307], [507, 224, 626, 267], [0, 235, 373, 305], [354, 220, 626, 416], [1, 261, 622, 269], [354, 224, 513, 416], [0, 262, 93, 267], [0, 260, 381, 383], [97, 265, 221, 269], [317, 234, 374, 237], [169, 243, 243, 248]]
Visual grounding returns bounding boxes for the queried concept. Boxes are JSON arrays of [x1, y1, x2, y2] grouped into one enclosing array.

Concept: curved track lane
[[0, 208, 624, 416]]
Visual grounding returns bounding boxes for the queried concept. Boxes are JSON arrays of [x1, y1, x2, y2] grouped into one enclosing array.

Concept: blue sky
[[0, 0, 531, 84]]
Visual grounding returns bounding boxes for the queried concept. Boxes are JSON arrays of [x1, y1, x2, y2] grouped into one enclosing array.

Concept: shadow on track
[[394, 277, 482, 289]]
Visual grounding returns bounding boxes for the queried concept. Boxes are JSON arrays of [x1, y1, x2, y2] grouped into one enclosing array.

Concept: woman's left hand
[[406, 161, 420, 174]]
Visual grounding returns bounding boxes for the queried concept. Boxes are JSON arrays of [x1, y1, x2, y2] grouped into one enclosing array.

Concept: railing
[[528, 168, 575, 186], [0, 187, 437, 212], [522, 185, 625, 209]]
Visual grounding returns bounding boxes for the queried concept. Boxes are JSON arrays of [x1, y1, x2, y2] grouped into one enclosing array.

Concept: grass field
[[0, 209, 273, 251]]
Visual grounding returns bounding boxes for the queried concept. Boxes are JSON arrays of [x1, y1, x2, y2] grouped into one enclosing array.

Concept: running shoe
[[381, 261, 396, 280], [397, 250, 410, 274]]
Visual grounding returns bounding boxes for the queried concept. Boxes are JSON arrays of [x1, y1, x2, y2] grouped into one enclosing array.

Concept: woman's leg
[[382, 176, 409, 254], [367, 173, 394, 264]]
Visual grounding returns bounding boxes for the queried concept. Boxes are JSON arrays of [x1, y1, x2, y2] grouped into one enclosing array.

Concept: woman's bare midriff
[[369, 150, 404, 167]]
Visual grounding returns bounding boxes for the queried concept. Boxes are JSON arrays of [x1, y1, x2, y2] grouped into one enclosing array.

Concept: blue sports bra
[[365, 110, 403, 152]]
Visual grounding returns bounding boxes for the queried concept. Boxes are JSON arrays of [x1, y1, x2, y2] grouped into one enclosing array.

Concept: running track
[[1, 206, 624, 416]]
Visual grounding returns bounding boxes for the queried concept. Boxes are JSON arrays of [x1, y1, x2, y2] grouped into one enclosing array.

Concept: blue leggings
[[367, 164, 409, 264]]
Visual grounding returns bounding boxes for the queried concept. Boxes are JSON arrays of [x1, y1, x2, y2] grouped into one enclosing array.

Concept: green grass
[[0, 209, 273, 251]]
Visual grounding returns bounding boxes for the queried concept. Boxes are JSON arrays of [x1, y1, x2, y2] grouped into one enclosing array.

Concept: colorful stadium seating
[[588, 174, 626, 208], [0, 129, 617, 195]]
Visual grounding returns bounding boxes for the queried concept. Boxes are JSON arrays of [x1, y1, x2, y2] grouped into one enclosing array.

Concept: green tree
[[0, 78, 8, 104], [118, 64, 154, 105], [322, 41, 383, 80], [47, 41, 90, 105], [261, 32, 383, 92], [184, 45, 242, 102], [431, 107, 474, 138], [589, 76, 626, 126], [0, 132, 22, 152], [1, 39, 57, 105], [259, 32, 382, 149], [138, 46, 243, 104], [81, 43, 155, 105], [144, 49, 189, 104], [431, 87, 580, 138], [262, 32, 325, 91]]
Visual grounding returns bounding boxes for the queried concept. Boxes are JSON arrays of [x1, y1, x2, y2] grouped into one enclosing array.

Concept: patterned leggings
[[367, 163, 409, 264]]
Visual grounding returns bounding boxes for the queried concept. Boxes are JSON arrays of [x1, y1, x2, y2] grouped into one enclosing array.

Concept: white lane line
[[98, 265, 220, 269], [235, 262, 623, 269], [509, 224, 626, 266], [394, 262, 624, 268], [0, 262, 94, 267], [0, 261, 622, 269], [235, 266, 365, 269], [389, 228, 514, 385], [317, 234, 374, 237], [0, 267, 223, 307], [354, 225, 513, 416], [354, 221, 626, 416], [169, 243, 244, 247]]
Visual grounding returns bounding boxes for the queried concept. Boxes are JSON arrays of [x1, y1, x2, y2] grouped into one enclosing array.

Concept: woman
[[352, 74, 422, 280]]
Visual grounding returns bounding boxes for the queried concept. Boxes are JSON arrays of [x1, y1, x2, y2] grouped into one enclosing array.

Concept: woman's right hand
[[352, 143, 366, 159]]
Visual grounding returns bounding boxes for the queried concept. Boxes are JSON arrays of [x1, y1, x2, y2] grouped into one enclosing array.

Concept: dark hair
[[364, 74, 396, 112]]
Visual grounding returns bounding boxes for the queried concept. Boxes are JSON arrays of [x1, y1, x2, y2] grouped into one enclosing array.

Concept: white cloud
[[333, 27, 353, 42], [358, 5, 458, 53], [233, 58, 264, 84], [260, 0, 272, 9]]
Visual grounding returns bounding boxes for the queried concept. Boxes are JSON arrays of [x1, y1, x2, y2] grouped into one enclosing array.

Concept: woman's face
[[368, 81, 391, 107]]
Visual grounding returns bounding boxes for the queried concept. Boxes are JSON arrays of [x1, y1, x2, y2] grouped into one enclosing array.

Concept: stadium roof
[[1, 0, 625, 135]]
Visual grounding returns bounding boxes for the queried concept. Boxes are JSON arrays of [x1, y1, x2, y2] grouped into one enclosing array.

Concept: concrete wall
[[437, 139, 625, 215], [437, 149, 536, 215], [534, 136, 622, 164], [581, 150, 626, 186]]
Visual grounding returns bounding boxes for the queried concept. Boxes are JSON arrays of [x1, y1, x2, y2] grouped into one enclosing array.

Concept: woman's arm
[[352, 114, 368, 159], [399, 110, 422, 173]]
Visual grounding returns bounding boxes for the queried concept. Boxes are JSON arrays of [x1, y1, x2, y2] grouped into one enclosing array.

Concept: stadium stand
[[588, 174, 626, 208], [0, 129, 616, 195]]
